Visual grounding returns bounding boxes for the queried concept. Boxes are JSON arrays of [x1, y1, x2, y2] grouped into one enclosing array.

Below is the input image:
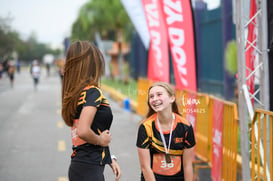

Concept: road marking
[[58, 140, 66, 152], [58, 177, 68, 181], [57, 121, 64, 128]]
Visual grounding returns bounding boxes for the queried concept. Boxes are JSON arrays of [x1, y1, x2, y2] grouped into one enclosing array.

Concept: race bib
[[152, 153, 181, 176], [71, 119, 87, 146]]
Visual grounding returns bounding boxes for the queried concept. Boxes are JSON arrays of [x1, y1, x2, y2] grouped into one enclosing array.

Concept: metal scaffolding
[[235, 0, 269, 180]]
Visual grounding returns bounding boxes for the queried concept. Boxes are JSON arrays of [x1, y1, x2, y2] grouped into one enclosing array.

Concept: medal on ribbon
[[157, 114, 175, 164], [165, 153, 172, 163]]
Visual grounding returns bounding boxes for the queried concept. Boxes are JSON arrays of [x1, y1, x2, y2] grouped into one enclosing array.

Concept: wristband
[[111, 155, 117, 161]]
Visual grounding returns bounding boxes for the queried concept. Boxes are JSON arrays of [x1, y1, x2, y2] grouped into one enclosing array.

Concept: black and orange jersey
[[136, 113, 196, 180], [71, 85, 113, 165]]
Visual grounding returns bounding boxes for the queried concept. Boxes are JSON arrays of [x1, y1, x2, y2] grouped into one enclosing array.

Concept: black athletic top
[[136, 113, 196, 180], [70, 85, 113, 165]]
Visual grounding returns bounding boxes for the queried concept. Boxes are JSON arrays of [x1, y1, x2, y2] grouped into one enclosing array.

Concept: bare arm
[[77, 106, 111, 147], [183, 147, 194, 181], [137, 148, 156, 181]]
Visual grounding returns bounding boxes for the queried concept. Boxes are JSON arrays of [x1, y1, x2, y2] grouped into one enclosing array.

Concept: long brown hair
[[62, 40, 105, 127], [146, 82, 180, 118]]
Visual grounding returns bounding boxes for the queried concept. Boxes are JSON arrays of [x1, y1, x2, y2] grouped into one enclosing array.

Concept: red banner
[[161, 0, 196, 91], [211, 99, 224, 181], [245, 0, 257, 104], [142, 0, 169, 82]]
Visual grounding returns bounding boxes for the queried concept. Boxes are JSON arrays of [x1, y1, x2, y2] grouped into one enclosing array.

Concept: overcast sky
[[0, 0, 220, 49], [0, 0, 89, 48]]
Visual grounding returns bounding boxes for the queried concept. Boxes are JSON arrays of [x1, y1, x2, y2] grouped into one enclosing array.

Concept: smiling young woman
[[136, 82, 196, 181]]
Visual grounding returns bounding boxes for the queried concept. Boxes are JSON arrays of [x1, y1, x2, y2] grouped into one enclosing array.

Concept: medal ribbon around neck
[[157, 113, 175, 155]]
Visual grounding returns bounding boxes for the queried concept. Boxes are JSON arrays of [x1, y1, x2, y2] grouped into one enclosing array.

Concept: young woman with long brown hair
[[62, 40, 121, 181]]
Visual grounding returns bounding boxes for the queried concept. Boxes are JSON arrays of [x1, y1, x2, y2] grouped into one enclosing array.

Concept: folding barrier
[[190, 95, 238, 181], [136, 78, 152, 117], [250, 109, 273, 181], [221, 98, 238, 181], [176, 89, 212, 163], [175, 90, 213, 180]]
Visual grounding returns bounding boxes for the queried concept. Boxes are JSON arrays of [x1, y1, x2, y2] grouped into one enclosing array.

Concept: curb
[[101, 83, 137, 112]]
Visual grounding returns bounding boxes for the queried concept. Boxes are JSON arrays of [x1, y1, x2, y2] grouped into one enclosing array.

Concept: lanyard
[[156, 113, 175, 155]]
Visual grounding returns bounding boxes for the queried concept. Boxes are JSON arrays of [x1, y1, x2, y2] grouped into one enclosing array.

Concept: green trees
[[225, 40, 237, 75], [16, 33, 60, 62], [0, 16, 61, 63], [0, 16, 21, 60], [71, 0, 133, 42]]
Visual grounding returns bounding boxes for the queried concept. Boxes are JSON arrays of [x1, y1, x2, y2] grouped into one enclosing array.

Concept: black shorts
[[33, 77, 39, 84], [69, 161, 105, 181], [9, 74, 14, 81]]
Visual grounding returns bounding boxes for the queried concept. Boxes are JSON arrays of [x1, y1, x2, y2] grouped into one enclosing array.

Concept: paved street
[[0, 66, 141, 181]]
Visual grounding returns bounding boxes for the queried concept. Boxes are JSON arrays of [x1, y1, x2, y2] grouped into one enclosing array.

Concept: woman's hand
[[97, 129, 111, 147], [110, 158, 121, 181]]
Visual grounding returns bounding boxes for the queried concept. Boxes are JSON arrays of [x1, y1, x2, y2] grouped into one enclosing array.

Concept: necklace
[[156, 113, 175, 163]]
